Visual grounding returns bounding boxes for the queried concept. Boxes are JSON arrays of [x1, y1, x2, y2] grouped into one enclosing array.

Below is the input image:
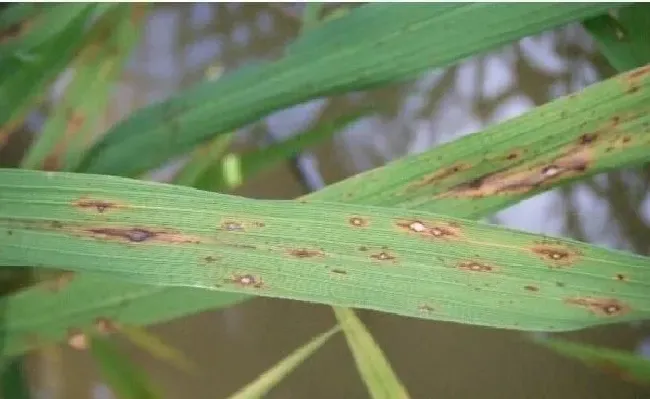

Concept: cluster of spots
[[227, 273, 264, 289], [457, 261, 494, 273], [529, 242, 581, 267], [85, 227, 202, 244], [623, 64, 650, 94], [73, 197, 124, 213], [396, 219, 462, 240], [349, 216, 369, 228], [288, 248, 324, 258], [407, 163, 473, 190], [220, 219, 266, 232], [564, 297, 629, 317], [370, 251, 396, 262]]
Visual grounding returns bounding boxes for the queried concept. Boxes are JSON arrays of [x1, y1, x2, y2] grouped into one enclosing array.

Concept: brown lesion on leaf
[[41, 271, 76, 293], [227, 273, 264, 289], [331, 269, 347, 275], [85, 227, 202, 244], [67, 329, 88, 350], [438, 145, 594, 198], [418, 304, 435, 313], [221, 220, 245, 232], [288, 248, 325, 258], [396, 219, 463, 240], [358, 246, 368, 251], [220, 218, 267, 232], [524, 285, 539, 292], [73, 197, 127, 214], [95, 317, 119, 335], [407, 163, 473, 190], [204, 255, 218, 263], [349, 216, 369, 228], [622, 64, 650, 93], [370, 251, 397, 262], [529, 241, 581, 267], [615, 273, 627, 282], [457, 261, 495, 273], [564, 297, 630, 317]]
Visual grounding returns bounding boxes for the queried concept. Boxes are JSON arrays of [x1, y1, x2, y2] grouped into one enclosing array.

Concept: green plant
[[1, 3, 649, 398]]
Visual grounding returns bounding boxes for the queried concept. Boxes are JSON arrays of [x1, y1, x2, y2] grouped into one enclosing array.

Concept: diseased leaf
[[1, 63, 650, 356], [534, 337, 650, 385], [334, 308, 410, 399], [584, 4, 650, 73], [75, 3, 617, 177], [1, 169, 649, 332], [227, 326, 340, 399]]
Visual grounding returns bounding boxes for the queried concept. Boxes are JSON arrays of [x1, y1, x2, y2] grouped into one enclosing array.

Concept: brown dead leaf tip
[[524, 285, 539, 292], [458, 261, 494, 273], [565, 297, 630, 317], [67, 329, 88, 350], [530, 243, 580, 267], [222, 221, 244, 232], [230, 274, 264, 288], [95, 317, 119, 335], [289, 248, 324, 258], [74, 198, 121, 213], [370, 251, 396, 262], [349, 217, 368, 227]]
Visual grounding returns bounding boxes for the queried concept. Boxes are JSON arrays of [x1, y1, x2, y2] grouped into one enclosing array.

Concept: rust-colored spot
[[67, 329, 88, 350], [396, 220, 462, 240], [289, 248, 324, 258], [42, 271, 75, 293], [73, 197, 124, 213], [204, 255, 217, 263], [615, 273, 626, 282], [564, 297, 630, 317], [408, 163, 472, 190], [349, 217, 369, 227], [221, 221, 244, 231], [627, 64, 650, 80], [228, 274, 264, 288], [506, 153, 518, 160], [331, 269, 347, 275], [370, 251, 396, 262], [85, 227, 201, 244], [524, 285, 539, 292], [529, 242, 581, 267], [457, 261, 494, 272], [95, 317, 119, 335], [418, 304, 435, 313]]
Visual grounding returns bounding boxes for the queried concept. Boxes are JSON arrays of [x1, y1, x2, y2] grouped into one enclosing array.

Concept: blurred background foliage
[[0, 3, 649, 399]]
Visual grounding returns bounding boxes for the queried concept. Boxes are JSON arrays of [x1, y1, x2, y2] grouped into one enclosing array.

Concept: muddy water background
[[8, 3, 650, 398]]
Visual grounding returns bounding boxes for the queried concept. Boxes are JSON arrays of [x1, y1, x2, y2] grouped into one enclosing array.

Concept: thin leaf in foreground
[[1, 169, 649, 333], [534, 336, 650, 385], [334, 307, 410, 399], [227, 326, 340, 399]]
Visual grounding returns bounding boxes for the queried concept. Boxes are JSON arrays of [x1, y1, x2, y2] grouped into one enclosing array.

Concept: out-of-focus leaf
[[301, 3, 324, 33], [584, 4, 650, 72], [20, 4, 147, 171], [2, 168, 650, 331], [1, 63, 650, 356], [173, 133, 235, 187], [0, 359, 31, 399], [89, 333, 162, 399], [534, 337, 650, 385], [194, 109, 370, 192], [227, 326, 340, 399], [75, 3, 617, 177], [119, 324, 197, 374], [0, 4, 98, 140], [334, 308, 410, 399]]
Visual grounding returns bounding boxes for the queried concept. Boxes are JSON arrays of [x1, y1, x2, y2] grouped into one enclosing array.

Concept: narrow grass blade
[[89, 334, 162, 399], [2, 64, 650, 356], [227, 326, 340, 399], [2, 168, 650, 332], [584, 5, 650, 72], [0, 360, 31, 399], [75, 3, 617, 177], [193, 110, 369, 192], [334, 308, 410, 399], [534, 337, 650, 385], [20, 4, 147, 171], [0, 5, 98, 138], [119, 324, 197, 374]]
